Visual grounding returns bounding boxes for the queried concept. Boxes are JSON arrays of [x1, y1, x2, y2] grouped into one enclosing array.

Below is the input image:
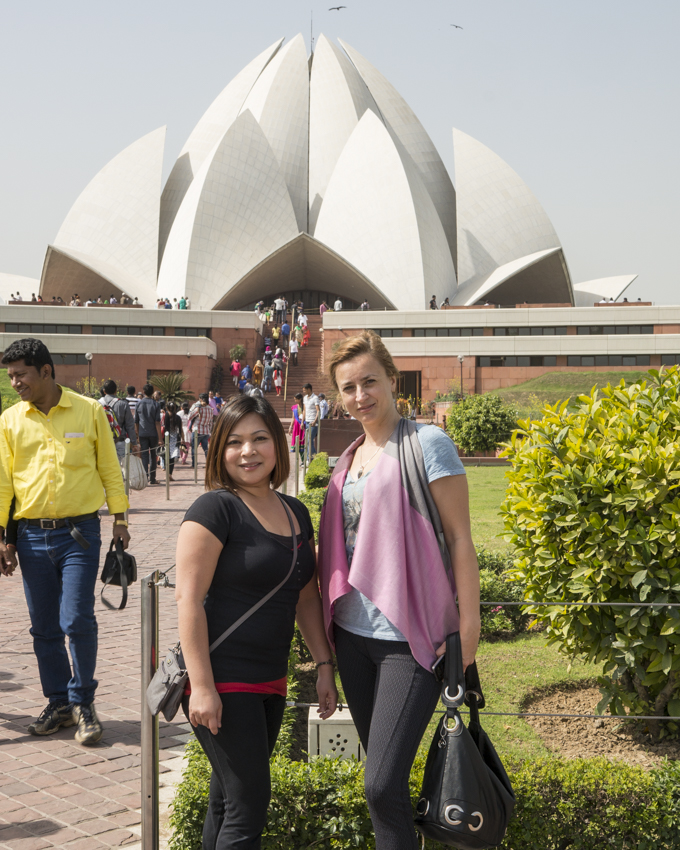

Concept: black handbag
[[100, 538, 137, 611], [414, 633, 515, 849]]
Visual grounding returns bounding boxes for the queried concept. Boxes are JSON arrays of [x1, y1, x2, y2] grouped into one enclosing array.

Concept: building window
[[494, 328, 506, 336], [53, 354, 88, 365], [4, 323, 82, 335], [478, 355, 559, 368], [661, 355, 680, 365], [567, 354, 651, 367]]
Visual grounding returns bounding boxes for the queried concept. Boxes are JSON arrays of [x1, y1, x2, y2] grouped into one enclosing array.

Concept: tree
[[446, 393, 517, 454], [148, 373, 195, 405], [229, 344, 246, 362], [501, 368, 680, 736]]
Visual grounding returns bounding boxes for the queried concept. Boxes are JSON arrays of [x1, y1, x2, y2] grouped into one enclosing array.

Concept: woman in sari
[[288, 393, 306, 452]]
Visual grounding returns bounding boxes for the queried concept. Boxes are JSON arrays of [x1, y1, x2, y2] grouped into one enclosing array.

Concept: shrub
[[148, 373, 196, 404], [501, 368, 680, 734], [229, 344, 246, 362], [447, 394, 517, 454], [480, 568, 529, 636], [304, 452, 331, 489], [170, 743, 680, 849], [297, 487, 325, 538]]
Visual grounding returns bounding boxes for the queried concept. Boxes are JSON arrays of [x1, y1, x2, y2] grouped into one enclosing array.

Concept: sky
[[1, 0, 678, 303]]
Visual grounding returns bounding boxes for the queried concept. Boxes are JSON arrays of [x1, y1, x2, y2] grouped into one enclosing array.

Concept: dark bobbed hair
[[204, 395, 290, 493], [103, 379, 117, 395], [1, 338, 55, 379], [126, 385, 135, 395], [143, 383, 154, 396]]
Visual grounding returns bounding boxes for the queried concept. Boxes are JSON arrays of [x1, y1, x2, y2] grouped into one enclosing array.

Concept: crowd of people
[[7, 292, 140, 306]]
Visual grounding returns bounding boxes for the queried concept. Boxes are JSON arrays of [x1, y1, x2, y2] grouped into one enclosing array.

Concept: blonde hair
[[327, 330, 400, 394]]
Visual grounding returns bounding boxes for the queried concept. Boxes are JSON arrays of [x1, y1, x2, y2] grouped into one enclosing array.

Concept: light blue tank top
[[333, 424, 466, 641]]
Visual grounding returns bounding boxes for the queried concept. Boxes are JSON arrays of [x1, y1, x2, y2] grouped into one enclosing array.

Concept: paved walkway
[[0, 448, 308, 850], [0, 458, 207, 850]]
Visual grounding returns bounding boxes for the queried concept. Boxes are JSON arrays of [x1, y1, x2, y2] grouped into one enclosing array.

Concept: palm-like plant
[[148, 373, 196, 405]]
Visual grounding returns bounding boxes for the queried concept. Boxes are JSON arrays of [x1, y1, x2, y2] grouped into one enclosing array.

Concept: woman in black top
[[176, 395, 337, 850]]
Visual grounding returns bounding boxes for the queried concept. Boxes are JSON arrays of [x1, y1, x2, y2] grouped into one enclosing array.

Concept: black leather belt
[[23, 512, 99, 530]]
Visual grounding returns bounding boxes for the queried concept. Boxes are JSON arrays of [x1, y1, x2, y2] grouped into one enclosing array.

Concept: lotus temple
[[1, 35, 677, 403]]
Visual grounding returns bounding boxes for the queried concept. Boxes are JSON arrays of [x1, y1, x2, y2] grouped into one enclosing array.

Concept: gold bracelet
[[113, 520, 129, 528]]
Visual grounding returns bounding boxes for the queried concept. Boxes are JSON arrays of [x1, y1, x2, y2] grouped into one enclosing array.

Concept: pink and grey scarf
[[318, 417, 460, 670]]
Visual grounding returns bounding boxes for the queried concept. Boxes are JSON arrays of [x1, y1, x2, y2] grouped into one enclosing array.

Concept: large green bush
[[447, 394, 517, 454], [501, 369, 680, 733], [170, 740, 680, 849]]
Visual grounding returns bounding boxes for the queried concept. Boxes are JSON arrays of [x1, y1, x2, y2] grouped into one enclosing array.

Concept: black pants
[[290, 352, 298, 366], [139, 434, 159, 482], [334, 626, 441, 850], [184, 692, 285, 850]]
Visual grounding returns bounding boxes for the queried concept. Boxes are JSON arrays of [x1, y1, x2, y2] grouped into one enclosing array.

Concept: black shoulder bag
[[414, 632, 515, 849], [100, 538, 138, 611], [146, 494, 298, 722]]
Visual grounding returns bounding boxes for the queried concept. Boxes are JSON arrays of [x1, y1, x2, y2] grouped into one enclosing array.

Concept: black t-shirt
[[183, 490, 315, 684]]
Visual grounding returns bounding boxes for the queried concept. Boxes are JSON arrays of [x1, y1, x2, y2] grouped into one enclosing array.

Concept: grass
[[413, 633, 603, 763], [494, 369, 651, 411], [0, 369, 19, 411], [466, 466, 511, 553]]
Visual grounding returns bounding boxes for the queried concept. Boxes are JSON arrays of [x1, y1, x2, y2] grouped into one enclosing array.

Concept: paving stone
[[0, 467, 200, 848]]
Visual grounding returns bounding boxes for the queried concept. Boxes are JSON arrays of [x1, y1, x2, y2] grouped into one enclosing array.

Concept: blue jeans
[[306, 424, 318, 460], [192, 433, 210, 468], [16, 517, 102, 705]]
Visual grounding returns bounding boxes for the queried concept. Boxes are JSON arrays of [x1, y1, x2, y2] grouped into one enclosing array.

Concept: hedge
[[169, 739, 680, 849], [304, 452, 332, 489]]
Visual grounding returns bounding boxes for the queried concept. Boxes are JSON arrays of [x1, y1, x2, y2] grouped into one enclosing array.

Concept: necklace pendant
[[356, 467, 364, 479]]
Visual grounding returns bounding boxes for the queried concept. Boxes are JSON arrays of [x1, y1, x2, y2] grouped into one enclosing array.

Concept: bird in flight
[[329, 5, 347, 10], [451, 24, 463, 29]]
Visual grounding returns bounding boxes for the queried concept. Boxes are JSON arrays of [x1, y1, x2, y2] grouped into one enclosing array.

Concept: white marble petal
[[52, 126, 165, 292], [158, 38, 284, 261], [339, 39, 458, 269], [314, 111, 456, 312], [453, 127, 563, 291], [158, 110, 299, 312], [308, 34, 380, 234], [452, 248, 561, 306], [0, 273, 41, 304], [239, 34, 309, 233], [573, 275, 638, 306]]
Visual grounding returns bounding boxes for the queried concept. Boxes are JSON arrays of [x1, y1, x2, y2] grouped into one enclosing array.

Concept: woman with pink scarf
[[318, 331, 480, 850]]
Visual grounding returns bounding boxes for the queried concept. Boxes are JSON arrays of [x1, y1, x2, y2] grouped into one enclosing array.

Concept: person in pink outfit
[[288, 393, 306, 452]]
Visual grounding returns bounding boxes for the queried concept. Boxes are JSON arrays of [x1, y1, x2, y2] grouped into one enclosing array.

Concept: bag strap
[[101, 539, 129, 611], [207, 492, 299, 654]]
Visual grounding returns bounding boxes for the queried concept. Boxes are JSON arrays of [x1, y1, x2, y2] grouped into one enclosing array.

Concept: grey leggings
[[334, 626, 441, 850]]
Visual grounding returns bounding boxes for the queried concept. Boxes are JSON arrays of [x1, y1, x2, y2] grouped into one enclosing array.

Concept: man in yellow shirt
[[0, 338, 130, 745]]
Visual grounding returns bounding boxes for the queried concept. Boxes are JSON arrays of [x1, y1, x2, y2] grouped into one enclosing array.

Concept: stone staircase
[[224, 315, 333, 420]]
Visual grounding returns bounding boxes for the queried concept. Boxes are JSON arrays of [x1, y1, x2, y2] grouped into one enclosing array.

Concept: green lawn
[[466, 466, 510, 552], [0, 369, 19, 411], [494, 369, 651, 411]]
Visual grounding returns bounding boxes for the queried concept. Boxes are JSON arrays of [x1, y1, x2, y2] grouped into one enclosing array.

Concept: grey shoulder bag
[[146, 493, 299, 722]]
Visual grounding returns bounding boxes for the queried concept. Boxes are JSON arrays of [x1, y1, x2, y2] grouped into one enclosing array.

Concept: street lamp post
[[457, 354, 464, 396], [85, 352, 93, 396]]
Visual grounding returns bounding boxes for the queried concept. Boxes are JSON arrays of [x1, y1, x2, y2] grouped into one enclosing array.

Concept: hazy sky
[[1, 0, 678, 303]]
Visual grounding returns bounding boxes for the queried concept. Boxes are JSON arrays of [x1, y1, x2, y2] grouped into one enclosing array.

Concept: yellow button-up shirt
[[0, 386, 129, 527]]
